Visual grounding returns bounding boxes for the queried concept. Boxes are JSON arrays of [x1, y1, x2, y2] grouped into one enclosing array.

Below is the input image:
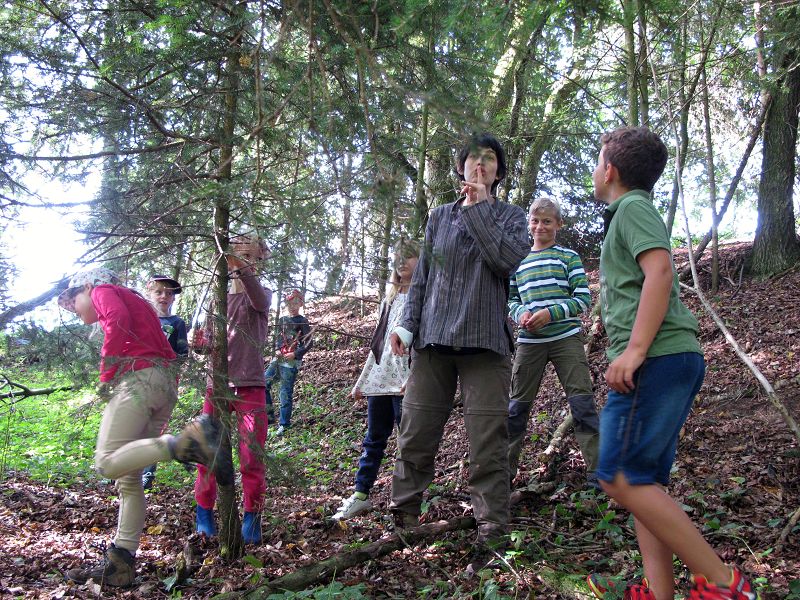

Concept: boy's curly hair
[[600, 127, 668, 192]]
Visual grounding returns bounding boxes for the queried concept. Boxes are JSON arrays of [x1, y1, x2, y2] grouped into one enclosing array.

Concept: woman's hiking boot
[[390, 510, 419, 533], [65, 543, 135, 588]]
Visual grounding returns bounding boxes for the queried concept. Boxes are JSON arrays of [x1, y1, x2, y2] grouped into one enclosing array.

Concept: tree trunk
[[215, 517, 477, 599], [637, 2, 650, 126], [666, 17, 689, 236], [701, 63, 720, 292], [623, 0, 639, 126], [502, 14, 548, 204], [751, 29, 800, 275], [211, 4, 245, 559], [518, 14, 588, 204], [412, 100, 430, 236]]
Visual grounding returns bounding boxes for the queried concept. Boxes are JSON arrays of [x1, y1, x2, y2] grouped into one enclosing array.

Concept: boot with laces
[[390, 510, 419, 533], [171, 415, 233, 484], [65, 543, 135, 588]]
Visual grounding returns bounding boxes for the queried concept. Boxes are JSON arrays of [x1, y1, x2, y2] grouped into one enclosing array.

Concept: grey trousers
[[507, 335, 599, 480], [390, 347, 512, 532]]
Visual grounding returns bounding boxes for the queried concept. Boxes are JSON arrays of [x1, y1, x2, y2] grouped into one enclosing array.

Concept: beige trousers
[[94, 366, 177, 554]]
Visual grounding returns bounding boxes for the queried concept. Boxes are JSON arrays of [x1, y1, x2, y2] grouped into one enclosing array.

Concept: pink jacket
[[92, 285, 176, 382]]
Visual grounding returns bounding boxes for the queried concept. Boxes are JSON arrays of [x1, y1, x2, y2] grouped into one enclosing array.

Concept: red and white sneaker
[[689, 567, 757, 600], [587, 574, 654, 599]]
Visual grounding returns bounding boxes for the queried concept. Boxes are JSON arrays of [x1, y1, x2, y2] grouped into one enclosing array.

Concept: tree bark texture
[[751, 36, 800, 275]]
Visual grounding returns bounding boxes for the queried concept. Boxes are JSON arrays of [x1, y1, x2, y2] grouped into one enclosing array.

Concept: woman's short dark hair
[[600, 127, 668, 192], [456, 132, 508, 195]]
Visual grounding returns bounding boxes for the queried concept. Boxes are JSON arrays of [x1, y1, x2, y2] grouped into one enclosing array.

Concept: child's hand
[[518, 311, 533, 328], [525, 308, 551, 332], [227, 249, 256, 276], [351, 388, 363, 400], [605, 347, 645, 393], [389, 332, 407, 356]]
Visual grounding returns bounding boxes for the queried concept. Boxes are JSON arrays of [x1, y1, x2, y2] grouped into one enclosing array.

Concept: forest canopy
[[0, 0, 798, 314]]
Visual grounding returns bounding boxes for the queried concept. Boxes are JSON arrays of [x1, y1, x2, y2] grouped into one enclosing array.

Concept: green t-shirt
[[599, 190, 702, 361]]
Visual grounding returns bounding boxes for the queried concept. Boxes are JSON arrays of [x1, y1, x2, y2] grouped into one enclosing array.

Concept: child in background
[[59, 267, 227, 588], [141, 274, 189, 490], [507, 196, 599, 488], [193, 234, 272, 545], [148, 274, 189, 357], [332, 239, 420, 520], [265, 289, 313, 436], [588, 126, 755, 600]]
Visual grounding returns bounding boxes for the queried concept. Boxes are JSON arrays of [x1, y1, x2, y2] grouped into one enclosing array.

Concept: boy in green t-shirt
[[587, 127, 755, 600]]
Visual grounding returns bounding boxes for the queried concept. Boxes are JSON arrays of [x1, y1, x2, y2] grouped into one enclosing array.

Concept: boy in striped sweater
[[507, 196, 600, 488]]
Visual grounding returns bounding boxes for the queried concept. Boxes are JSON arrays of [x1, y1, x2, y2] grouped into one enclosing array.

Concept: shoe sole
[[204, 417, 234, 486]]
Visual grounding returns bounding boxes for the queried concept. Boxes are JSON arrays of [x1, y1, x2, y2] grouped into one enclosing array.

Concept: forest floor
[[1, 242, 799, 599]]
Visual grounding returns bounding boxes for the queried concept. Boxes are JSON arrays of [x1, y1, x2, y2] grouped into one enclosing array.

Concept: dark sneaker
[[689, 567, 756, 600], [172, 415, 234, 484], [587, 574, 653, 599], [65, 543, 135, 588], [141, 465, 156, 490]]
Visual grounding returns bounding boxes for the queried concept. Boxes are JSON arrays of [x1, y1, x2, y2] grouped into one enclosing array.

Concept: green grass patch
[[0, 377, 100, 484]]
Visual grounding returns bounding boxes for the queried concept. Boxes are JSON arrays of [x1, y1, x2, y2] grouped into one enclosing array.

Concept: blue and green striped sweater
[[508, 245, 591, 343]]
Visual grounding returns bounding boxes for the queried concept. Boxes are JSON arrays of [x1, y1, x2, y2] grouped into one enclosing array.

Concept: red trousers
[[194, 386, 268, 513]]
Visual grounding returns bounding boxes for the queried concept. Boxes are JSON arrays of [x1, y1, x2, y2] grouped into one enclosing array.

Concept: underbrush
[[0, 368, 205, 488]]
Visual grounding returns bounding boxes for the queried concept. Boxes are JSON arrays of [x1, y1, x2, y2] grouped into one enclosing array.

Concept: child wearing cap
[[58, 267, 229, 588], [140, 274, 189, 490], [147, 274, 189, 357], [264, 289, 313, 436]]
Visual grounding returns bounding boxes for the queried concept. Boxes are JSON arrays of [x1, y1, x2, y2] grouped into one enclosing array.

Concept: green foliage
[[264, 581, 369, 599], [0, 376, 99, 483], [2, 321, 100, 389]]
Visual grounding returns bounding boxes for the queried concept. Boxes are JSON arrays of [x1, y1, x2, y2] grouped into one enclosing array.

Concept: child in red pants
[[193, 235, 272, 544]]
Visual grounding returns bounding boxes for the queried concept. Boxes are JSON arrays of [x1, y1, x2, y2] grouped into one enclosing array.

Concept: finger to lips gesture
[[461, 167, 489, 205]]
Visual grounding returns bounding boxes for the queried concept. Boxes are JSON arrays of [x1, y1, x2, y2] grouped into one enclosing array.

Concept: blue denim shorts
[[596, 352, 705, 486]]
